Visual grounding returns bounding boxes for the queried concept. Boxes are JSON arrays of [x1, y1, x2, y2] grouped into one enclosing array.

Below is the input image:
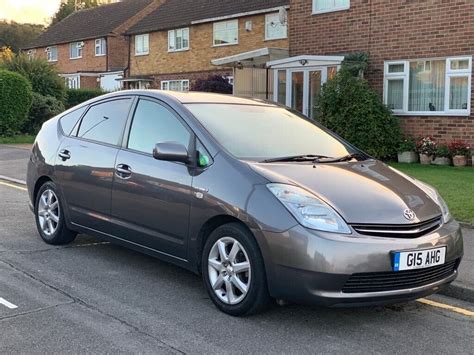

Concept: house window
[[313, 0, 350, 14], [46, 46, 57, 62], [213, 20, 238, 46], [95, 38, 106, 56], [27, 50, 35, 60], [161, 80, 189, 92], [265, 13, 287, 40], [64, 75, 80, 89], [135, 34, 149, 55], [384, 57, 472, 115], [70, 42, 83, 59], [168, 28, 189, 52]]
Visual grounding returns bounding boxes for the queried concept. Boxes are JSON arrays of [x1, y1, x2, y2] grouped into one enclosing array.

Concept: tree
[[50, 0, 100, 26], [0, 21, 44, 53]]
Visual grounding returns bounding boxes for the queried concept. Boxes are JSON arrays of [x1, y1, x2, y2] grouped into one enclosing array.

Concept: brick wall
[[129, 13, 289, 78], [289, 0, 474, 147]]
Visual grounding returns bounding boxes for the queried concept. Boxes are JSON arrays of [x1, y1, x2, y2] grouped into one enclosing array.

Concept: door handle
[[115, 164, 132, 179], [58, 149, 71, 161]]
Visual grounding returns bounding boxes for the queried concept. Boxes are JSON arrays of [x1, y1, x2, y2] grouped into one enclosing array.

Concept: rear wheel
[[202, 223, 271, 316], [35, 181, 76, 245]]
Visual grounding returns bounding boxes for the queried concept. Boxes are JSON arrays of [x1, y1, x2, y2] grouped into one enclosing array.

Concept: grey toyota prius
[[27, 90, 463, 316]]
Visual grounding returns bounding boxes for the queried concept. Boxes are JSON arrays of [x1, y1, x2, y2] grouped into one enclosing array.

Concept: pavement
[[1, 144, 473, 352]]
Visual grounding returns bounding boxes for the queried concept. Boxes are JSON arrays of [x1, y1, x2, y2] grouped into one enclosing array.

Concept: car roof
[[112, 90, 276, 106]]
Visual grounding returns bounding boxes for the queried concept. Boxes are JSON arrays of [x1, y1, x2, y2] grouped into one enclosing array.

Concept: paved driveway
[[0, 145, 31, 182]]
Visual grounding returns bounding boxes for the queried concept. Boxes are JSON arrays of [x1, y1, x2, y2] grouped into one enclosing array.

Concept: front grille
[[342, 259, 459, 293], [351, 216, 442, 238]]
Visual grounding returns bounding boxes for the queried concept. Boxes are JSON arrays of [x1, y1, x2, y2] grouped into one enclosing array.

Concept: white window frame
[[313, 0, 350, 15], [383, 56, 472, 116], [213, 20, 238, 47], [95, 38, 106, 56], [69, 42, 83, 59], [265, 13, 288, 41], [168, 28, 190, 52], [135, 34, 149, 56], [161, 80, 189, 92], [46, 46, 58, 62]]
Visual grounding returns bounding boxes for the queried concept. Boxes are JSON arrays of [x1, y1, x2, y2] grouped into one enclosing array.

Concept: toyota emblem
[[403, 209, 416, 221]]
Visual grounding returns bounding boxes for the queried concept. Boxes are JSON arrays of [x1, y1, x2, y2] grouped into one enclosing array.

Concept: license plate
[[393, 247, 446, 271]]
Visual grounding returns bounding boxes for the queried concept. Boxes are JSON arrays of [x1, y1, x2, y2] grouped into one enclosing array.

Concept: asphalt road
[[1, 182, 473, 354]]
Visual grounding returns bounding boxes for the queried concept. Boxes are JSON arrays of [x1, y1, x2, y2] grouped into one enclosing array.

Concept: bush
[[191, 75, 233, 94], [0, 54, 66, 101], [65, 88, 104, 108], [318, 67, 402, 159], [398, 137, 416, 153], [25, 92, 65, 134], [0, 69, 33, 136], [435, 145, 450, 158]]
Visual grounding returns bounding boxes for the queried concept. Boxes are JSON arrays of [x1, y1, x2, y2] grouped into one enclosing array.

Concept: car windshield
[[185, 103, 358, 161]]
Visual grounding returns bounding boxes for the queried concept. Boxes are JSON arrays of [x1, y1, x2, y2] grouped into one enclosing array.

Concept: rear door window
[[127, 99, 191, 154], [59, 106, 86, 136], [77, 99, 131, 146]]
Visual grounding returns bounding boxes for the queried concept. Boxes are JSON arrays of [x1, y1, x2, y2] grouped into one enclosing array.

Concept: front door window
[[309, 71, 322, 119], [291, 72, 304, 113]]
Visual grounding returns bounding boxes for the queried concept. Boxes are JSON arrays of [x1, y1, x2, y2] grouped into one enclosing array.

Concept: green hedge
[[0, 69, 33, 136], [25, 92, 65, 134], [65, 88, 104, 108]]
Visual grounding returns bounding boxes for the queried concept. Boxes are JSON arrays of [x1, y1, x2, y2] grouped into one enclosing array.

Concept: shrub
[[65, 88, 104, 108], [448, 140, 471, 157], [398, 137, 416, 153], [25, 92, 65, 134], [318, 68, 402, 159], [0, 54, 66, 101], [416, 136, 437, 155], [0, 69, 33, 136], [435, 145, 450, 158], [191, 75, 233, 94]]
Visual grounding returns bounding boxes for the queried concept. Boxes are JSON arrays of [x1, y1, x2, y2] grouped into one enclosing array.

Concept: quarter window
[[77, 99, 131, 145], [168, 28, 189, 52], [60, 106, 87, 136], [46, 46, 58, 62], [69, 42, 83, 59], [265, 13, 287, 40], [213, 20, 238, 46], [313, 0, 350, 14], [128, 99, 191, 154], [135, 34, 149, 55], [95, 38, 106, 56], [161, 80, 189, 92], [384, 57, 472, 115]]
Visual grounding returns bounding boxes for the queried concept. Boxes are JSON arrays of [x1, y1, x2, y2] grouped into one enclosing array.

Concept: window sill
[[47, 60, 58, 63], [69, 57, 82, 60], [95, 54, 106, 57], [312, 6, 350, 15], [168, 48, 190, 53], [212, 42, 238, 48], [135, 52, 149, 56], [264, 36, 288, 42], [393, 111, 471, 117]]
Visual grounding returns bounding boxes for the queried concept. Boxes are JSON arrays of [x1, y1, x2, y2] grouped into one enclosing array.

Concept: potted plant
[[432, 145, 451, 166], [416, 136, 437, 164], [448, 140, 470, 167], [397, 137, 418, 163]]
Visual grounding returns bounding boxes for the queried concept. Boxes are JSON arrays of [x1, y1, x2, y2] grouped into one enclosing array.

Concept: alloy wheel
[[208, 237, 251, 305], [37, 189, 60, 236]]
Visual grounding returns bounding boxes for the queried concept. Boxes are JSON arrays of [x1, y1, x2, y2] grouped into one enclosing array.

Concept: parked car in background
[[27, 91, 463, 316]]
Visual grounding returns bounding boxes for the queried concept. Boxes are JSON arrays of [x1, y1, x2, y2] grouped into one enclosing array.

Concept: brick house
[[267, 0, 474, 148], [124, 0, 289, 98], [25, 0, 163, 91]]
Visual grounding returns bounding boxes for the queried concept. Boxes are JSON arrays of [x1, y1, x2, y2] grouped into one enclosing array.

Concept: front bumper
[[260, 219, 463, 306]]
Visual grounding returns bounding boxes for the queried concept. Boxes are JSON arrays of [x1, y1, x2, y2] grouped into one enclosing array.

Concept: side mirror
[[153, 142, 190, 164]]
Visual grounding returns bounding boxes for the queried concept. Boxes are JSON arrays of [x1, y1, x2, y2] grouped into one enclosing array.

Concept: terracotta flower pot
[[453, 155, 467, 167], [397, 151, 418, 163], [419, 153, 433, 165]]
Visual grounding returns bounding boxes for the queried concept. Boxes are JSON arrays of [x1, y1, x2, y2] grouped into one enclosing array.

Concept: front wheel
[[35, 181, 77, 245], [202, 223, 271, 316]]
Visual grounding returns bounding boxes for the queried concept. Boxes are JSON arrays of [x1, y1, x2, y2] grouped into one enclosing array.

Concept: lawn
[[0, 135, 36, 144], [390, 163, 474, 224]]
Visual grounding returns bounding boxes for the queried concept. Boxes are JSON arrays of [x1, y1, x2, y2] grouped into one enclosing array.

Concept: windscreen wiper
[[313, 152, 366, 164], [261, 155, 331, 163]]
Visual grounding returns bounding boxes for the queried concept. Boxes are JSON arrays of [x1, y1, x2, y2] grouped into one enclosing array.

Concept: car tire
[[202, 222, 271, 316], [34, 181, 77, 245]]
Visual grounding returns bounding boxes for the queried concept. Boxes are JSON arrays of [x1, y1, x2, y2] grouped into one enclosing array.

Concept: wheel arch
[[33, 176, 53, 206]]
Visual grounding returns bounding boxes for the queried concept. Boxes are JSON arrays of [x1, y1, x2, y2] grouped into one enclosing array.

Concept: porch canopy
[[211, 47, 289, 68], [266, 55, 345, 69]]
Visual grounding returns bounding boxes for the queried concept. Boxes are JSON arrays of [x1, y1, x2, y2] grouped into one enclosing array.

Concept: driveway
[[0, 145, 31, 183]]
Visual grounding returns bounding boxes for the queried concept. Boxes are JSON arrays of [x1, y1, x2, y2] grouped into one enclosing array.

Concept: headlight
[[414, 180, 451, 224], [267, 183, 351, 234]]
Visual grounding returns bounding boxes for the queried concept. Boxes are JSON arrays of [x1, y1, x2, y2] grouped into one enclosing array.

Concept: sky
[[1, 0, 61, 25]]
